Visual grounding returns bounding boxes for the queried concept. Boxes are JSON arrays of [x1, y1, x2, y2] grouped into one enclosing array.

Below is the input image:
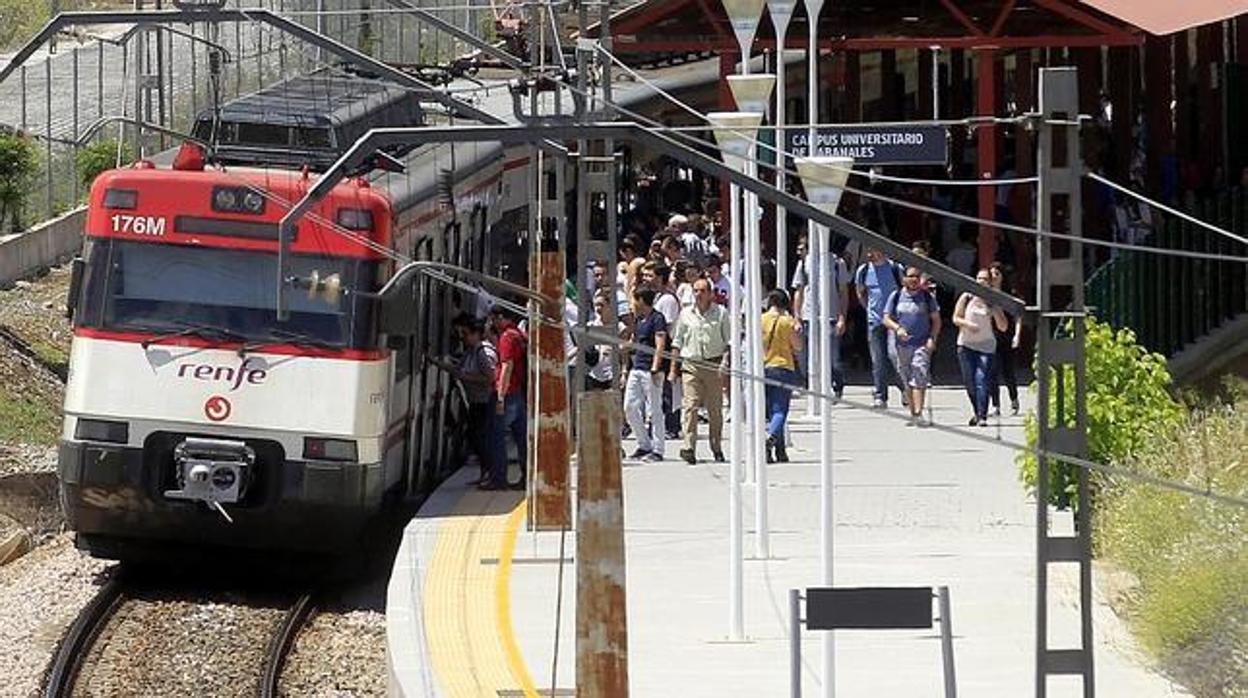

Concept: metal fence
[[1086, 188, 1248, 357], [1, 0, 479, 230]]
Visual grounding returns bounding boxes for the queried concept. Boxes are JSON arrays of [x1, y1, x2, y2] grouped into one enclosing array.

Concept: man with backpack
[[855, 248, 908, 409], [882, 267, 942, 426]]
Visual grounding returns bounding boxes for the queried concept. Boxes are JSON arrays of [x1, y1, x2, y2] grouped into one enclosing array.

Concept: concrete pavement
[[388, 386, 1190, 697]]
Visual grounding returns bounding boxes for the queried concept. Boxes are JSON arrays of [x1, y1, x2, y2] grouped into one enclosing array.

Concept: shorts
[[895, 344, 932, 389]]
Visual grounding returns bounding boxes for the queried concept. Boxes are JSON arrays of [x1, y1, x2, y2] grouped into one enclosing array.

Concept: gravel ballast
[[280, 609, 388, 697], [73, 591, 288, 697], [0, 534, 111, 698]]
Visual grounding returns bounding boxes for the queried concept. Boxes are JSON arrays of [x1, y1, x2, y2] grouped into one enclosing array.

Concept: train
[[57, 64, 725, 560]]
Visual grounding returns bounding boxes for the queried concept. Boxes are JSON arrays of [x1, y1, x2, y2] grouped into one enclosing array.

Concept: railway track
[[0, 323, 67, 382], [44, 574, 318, 698]]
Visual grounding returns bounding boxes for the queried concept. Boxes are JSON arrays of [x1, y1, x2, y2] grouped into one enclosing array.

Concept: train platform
[[385, 387, 1188, 697]]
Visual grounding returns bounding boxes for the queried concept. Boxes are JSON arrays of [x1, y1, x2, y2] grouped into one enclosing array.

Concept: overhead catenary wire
[[229, 156, 1248, 512], [551, 67, 1248, 265], [1087, 171, 1248, 247], [167, 15, 1248, 511]]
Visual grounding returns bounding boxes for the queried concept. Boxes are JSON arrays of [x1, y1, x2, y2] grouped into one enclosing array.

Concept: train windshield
[[76, 239, 380, 350]]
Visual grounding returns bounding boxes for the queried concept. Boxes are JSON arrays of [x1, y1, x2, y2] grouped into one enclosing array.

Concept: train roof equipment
[[192, 74, 424, 171]]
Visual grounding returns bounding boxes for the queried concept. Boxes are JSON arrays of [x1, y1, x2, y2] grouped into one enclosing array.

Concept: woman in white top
[[953, 269, 1008, 426]]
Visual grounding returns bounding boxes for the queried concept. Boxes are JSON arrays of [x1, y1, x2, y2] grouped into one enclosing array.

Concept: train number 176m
[[111, 214, 167, 236]]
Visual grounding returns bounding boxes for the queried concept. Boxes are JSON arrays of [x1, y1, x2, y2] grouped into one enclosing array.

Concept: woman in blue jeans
[[954, 269, 1009, 426], [762, 290, 803, 462]]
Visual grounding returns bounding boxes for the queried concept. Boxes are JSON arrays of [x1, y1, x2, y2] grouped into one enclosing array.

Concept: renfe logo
[[177, 360, 268, 392], [204, 395, 232, 422]]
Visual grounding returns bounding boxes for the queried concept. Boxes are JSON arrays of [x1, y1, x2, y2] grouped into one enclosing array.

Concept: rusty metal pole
[[530, 4, 571, 531], [534, 228, 571, 529], [576, 390, 629, 696], [573, 3, 628, 693]]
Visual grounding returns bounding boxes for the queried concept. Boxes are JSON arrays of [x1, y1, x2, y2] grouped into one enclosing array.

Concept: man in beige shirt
[[668, 278, 731, 464]]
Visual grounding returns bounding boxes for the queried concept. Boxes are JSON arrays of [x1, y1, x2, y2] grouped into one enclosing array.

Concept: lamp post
[[803, 0, 825, 417], [797, 155, 853, 698], [768, 0, 797, 286], [728, 72, 776, 560], [710, 110, 765, 642]]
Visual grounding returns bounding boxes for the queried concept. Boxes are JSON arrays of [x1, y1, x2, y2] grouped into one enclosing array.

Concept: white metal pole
[[801, 4, 834, 692], [931, 46, 940, 120], [747, 158, 769, 559], [739, 55, 758, 487], [775, 39, 788, 288], [804, 17, 821, 417], [728, 181, 745, 641], [817, 219, 835, 698]]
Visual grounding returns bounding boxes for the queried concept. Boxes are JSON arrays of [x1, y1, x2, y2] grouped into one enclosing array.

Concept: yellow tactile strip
[[424, 490, 540, 698]]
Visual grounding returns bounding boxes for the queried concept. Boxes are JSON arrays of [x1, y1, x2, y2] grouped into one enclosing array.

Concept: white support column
[[797, 155, 852, 698], [710, 111, 764, 641]]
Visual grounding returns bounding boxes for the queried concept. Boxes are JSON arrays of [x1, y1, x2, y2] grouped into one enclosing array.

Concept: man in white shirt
[[791, 236, 849, 399]]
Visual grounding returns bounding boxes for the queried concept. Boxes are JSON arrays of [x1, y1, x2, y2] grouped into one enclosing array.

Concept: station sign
[[786, 124, 948, 165]]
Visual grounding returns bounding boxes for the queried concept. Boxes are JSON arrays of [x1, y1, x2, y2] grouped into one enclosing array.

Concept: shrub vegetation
[[1096, 383, 1248, 696]]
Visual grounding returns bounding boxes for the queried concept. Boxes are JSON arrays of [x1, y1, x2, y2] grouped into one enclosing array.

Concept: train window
[[236, 123, 289, 147], [75, 239, 383, 351], [293, 127, 333, 149]]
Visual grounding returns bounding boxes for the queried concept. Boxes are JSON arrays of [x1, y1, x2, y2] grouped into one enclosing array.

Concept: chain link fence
[[0, 0, 483, 230]]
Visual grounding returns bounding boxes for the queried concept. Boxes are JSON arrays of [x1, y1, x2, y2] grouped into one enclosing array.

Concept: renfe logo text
[[177, 361, 268, 392]]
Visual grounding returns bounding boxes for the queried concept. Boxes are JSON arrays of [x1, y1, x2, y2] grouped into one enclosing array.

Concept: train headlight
[[303, 437, 358, 462], [242, 191, 265, 214], [211, 186, 267, 215], [213, 186, 239, 212], [103, 188, 138, 210], [74, 418, 129, 444], [335, 208, 374, 231]]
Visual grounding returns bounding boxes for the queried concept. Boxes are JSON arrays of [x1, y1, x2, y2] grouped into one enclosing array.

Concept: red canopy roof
[[1081, 0, 1247, 36]]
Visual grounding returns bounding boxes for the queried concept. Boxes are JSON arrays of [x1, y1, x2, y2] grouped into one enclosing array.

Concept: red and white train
[[58, 66, 719, 560]]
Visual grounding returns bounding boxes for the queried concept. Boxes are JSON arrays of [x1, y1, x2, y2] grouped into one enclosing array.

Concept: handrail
[[1086, 187, 1248, 357]]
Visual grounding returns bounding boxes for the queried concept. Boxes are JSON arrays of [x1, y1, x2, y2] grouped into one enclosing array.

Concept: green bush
[[1096, 385, 1248, 696], [0, 131, 40, 233], [76, 139, 132, 190], [1017, 317, 1184, 510]]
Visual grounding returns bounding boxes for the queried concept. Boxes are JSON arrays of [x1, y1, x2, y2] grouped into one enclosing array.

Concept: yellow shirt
[[762, 311, 800, 370]]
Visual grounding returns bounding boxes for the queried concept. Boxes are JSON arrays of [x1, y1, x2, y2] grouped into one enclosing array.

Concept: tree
[[76, 139, 133, 190], [1017, 317, 1185, 510], [0, 131, 40, 233]]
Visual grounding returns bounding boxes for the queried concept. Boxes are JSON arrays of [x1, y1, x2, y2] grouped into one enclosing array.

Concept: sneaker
[[916, 415, 931, 428], [968, 416, 979, 426], [629, 448, 650, 459], [1011, 400, 1020, 416], [642, 452, 664, 463], [906, 414, 917, 427], [680, 449, 697, 465], [977, 417, 989, 427], [991, 407, 1001, 417], [872, 399, 887, 409], [711, 451, 726, 463]]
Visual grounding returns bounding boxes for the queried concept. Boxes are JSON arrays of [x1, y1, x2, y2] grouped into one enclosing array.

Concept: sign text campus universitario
[[786, 125, 948, 165]]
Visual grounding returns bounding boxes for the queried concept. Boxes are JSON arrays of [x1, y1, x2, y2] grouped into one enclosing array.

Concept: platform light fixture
[[796, 156, 853, 215], [708, 109, 763, 644], [726, 70, 776, 562], [797, 155, 853, 698], [721, 0, 767, 59], [769, 0, 799, 306], [726, 73, 777, 117]]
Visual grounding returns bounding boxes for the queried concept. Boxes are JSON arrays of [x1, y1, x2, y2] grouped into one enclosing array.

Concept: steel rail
[[43, 576, 128, 698], [259, 591, 318, 698]]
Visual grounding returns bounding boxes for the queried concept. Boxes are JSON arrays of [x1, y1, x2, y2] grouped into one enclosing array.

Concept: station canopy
[[1079, 0, 1247, 36], [588, 0, 1242, 67]]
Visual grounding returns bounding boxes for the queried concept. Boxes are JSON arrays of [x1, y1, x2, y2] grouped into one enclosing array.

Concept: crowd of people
[[446, 209, 1028, 485]]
